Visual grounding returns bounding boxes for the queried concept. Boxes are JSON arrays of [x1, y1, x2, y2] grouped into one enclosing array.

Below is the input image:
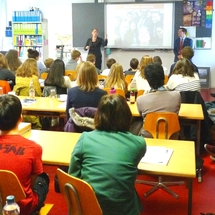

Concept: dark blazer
[[173, 37, 193, 62]]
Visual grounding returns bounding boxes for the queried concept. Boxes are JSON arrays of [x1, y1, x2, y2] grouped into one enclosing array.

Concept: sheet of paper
[[21, 98, 37, 106], [57, 102, 66, 108], [140, 146, 173, 165]]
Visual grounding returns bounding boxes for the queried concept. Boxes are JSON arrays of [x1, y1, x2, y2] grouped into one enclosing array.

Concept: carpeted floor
[[43, 153, 215, 215], [42, 88, 215, 214]]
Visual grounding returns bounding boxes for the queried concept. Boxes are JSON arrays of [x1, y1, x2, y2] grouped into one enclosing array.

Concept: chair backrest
[[144, 112, 180, 139], [103, 88, 125, 98], [0, 170, 26, 205], [56, 168, 102, 215], [97, 75, 107, 81], [137, 90, 144, 97], [40, 73, 48, 80], [125, 75, 134, 84], [65, 70, 76, 81], [164, 75, 169, 85], [0, 80, 12, 94]]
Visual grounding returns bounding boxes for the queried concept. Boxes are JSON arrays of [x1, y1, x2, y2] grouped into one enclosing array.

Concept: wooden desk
[[19, 96, 66, 117], [23, 130, 80, 166], [139, 138, 195, 215], [138, 138, 196, 215], [18, 122, 31, 135], [129, 102, 204, 155], [23, 130, 195, 215]]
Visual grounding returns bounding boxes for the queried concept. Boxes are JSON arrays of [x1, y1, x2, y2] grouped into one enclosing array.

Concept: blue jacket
[[173, 37, 193, 62]]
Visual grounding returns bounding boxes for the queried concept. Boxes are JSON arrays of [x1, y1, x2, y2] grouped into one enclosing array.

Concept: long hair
[[104, 63, 127, 91], [45, 59, 66, 87], [172, 58, 194, 77], [139, 55, 153, 78], [94, 94, 132, 132], [76, 61, 98, 92], [16, 58, 38, 77], [0, 53, 9, 70], [5, 49, 22, 72]]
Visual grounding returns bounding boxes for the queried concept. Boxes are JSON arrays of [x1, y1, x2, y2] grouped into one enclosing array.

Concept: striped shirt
[[166, 73, 201, 92]]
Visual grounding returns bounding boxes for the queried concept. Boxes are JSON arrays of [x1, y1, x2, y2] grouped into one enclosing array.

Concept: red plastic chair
[[0, 80, 12, 94]]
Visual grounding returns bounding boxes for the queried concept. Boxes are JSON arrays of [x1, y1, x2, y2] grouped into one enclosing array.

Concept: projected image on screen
[[106, 3, 174, 49]]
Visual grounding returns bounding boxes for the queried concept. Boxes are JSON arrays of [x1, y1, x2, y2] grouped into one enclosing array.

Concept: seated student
[[44, 59, 71, 95], [169, 46, 199, 78], [5, 49, 22, 74], [104, 63, 128, 95], [130, 55, 152, 91], [66, 61, 107, 120], [0, 53, 15, 89], [136, 63, 181, 138], [86, 54, 101, 74], [124, 58, 139, 76], [101, 58, 116, 76], [43, 57, 54, 73], [13, 58, 42, 129], [14, 58, 41, 97], [27, 48, 47, 76], [68, 94, 146, 215], [65, 50, 82, 70], [0, 94, 49, 215], [166, 58, 201, 92], [153, 56, 169, 76]]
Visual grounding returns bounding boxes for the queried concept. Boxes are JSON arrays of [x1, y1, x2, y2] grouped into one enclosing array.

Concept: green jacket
[[69, 130, 146, 215]]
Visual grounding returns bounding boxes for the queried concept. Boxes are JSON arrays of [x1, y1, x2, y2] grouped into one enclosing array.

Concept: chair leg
[[136, 176, 184, 198], [197, 168, 202, 183]]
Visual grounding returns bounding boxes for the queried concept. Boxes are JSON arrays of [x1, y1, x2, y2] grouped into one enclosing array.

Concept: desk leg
[[59, 117, 66, 131], [186, 178, 193, 215], [196, 120, 201, 156]]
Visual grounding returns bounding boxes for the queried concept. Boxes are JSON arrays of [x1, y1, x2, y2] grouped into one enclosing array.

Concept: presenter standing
[[173, 27, 193, 62], [84, 28, 108, 70]]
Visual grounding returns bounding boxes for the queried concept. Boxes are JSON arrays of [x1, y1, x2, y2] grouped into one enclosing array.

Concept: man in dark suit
[[173, 27, 193, 62]]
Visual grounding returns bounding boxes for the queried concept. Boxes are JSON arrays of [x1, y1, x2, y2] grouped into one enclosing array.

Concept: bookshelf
[[12, 11, 48, 61]]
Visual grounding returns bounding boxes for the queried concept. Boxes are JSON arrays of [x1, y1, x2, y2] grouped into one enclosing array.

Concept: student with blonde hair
[[66, 61, 107, 120], [14, 58, 41, 97], [130, 55, 152, 91], [104, 63, 127, 95], [44, 58, 54, 70], [13, 58, 42, 129]]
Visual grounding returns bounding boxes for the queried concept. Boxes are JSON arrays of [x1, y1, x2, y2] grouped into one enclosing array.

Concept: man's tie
[[179, 38, 183, 54]]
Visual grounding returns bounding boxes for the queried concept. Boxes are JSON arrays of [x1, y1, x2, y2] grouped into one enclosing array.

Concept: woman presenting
[[84, 28, 108, 70]]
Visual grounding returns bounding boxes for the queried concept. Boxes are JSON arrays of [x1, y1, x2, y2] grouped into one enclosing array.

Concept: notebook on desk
[[140, 146, 173, 165], [18, 122, 31, 135]]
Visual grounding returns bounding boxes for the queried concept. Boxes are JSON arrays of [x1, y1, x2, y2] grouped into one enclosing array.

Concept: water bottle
[[110, 87, 116, 95], [29, 81, 35, 99], [130, 88, 135, 104], [2, 195, 20, 215]]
